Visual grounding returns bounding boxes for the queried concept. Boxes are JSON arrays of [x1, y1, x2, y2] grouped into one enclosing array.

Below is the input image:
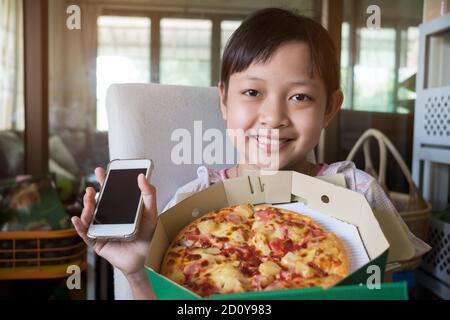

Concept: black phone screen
[[93, 168, 147, 224]]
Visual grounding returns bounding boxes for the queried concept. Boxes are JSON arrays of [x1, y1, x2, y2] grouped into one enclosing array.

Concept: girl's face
[[219, 41, 342, 170]]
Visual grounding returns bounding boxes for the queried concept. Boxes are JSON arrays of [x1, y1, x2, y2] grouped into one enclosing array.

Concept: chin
[[252, 158, 291, 171]]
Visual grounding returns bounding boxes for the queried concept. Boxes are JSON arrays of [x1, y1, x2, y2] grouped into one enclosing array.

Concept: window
[[96, 16, 151, 131], [398, 27, 420, 109], [354, 27, 397, 113], [220, 20, 241, 56], [340, 0, 422, 113], [95, 15, 243, 131], [0, 0, 24, 179], [0, 0, 24, 131], [160, 19, 212, 87]]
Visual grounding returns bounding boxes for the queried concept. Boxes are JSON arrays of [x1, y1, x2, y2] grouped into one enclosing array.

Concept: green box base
[[145, 267, 408, 300]]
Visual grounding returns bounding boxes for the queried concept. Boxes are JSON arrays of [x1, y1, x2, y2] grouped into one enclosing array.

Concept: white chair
[[106, 83, 316, 299]]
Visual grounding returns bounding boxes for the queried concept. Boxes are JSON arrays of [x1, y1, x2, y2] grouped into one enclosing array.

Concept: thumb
[[137, 173, 157, 220]]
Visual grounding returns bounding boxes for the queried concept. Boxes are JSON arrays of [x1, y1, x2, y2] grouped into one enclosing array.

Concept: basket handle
[[346, 129, 388, 185], [346, 129, 426, 211], [369, 130, 427, 211]]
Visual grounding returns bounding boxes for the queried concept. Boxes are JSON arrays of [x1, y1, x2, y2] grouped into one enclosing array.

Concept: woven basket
[[346, 129, 432, 270]]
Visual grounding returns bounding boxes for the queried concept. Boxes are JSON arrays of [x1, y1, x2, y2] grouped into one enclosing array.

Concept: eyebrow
[[243, 75, 316, 87]]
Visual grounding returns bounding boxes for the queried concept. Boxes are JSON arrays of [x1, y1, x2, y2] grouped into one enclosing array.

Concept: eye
[[290, 94, 313, 102], [243, 89, 261, 97]]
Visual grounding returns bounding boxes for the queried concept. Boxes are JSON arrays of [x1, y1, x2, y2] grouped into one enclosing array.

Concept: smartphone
[[87, 158, 153, 240]]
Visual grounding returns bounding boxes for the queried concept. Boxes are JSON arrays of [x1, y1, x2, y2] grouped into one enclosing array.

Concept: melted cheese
[[204, 220, 250, 246], [209, 263, 246, 293], [294, 262, 315, 278], [252, 221, 278, 242], [250, 233, 271, 256], [322, 246, 339, 256], [180, 239, 194, 247], [188, 247, 223, 265], [230, 230, 244, 243], [307, 240, 340, 257], [233, 204, 253, 219], [280, 252, 298, 268], [258, 261, 281, 278], [204, 247, 221, 255], [285, 225, 307, 243], [197, 220, 218, 234], [252, 220, 266, 230], [271, 227, 285, 240], [209, 222, 231, 238], [280, 252, 315, 278]]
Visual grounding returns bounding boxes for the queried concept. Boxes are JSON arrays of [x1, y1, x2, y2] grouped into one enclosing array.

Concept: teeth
[[255, 136, 286, 145]]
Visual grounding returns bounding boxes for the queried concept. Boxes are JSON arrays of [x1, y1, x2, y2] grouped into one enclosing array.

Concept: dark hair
[[220, 8, 339, 106]]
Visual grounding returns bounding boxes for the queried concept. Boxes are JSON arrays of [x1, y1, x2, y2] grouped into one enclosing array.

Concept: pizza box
[[144, 170, 412, 300]]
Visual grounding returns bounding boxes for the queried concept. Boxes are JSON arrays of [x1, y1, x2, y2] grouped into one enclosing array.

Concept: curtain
[[48, 0, 100, 175], [49, 0, 99, 133], [0, 0, 24, 131]]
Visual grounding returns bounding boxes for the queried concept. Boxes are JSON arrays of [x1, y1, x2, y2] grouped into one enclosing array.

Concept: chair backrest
[[107, 83, 231, 211]]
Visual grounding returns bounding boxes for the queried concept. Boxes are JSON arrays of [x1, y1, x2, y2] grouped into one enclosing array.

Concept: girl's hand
[[71, 167, 158, 279]]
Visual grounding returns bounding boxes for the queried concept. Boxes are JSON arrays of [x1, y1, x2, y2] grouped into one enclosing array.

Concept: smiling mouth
[[248, 135, 294, 151]]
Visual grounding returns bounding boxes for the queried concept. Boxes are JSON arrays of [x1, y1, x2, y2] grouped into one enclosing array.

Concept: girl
[[72, 7, 427, 299]]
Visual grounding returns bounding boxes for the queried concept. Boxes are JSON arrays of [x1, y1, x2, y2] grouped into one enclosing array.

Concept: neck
[[287, 160, 313, 175]]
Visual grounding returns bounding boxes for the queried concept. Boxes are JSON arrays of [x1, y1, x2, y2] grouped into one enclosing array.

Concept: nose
[[258, 96, 290, 128]]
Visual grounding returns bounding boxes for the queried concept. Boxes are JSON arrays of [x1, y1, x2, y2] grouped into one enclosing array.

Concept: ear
[[218, 81, 227, 121], [323, 90, 343, 129]]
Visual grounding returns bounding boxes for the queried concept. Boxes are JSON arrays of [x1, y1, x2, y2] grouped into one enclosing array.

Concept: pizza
[[160, 203, 349, 297]]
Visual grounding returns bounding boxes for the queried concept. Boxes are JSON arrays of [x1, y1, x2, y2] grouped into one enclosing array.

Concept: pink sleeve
[[323, 161, 431, 257]]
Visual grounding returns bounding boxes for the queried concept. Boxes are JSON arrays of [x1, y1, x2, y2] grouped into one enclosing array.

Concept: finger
[[95, 167, 106, 186], [138, 173, 157, 221], [81, 187, 96, 226], [71, 216, 95, 247]]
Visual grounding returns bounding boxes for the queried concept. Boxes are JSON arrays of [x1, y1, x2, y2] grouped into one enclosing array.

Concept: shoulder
[[176, 166, 225, 192], [321, 161, 396, 212], [320, 160, 378, 193]]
